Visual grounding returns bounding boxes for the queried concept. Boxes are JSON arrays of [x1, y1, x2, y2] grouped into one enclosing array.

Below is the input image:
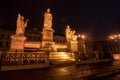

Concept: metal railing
[[1, 52, 48, 65], [74, 52, 113, 61]]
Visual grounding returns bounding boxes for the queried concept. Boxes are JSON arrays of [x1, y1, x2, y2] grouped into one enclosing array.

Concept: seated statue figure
[[65, 25, 77, 41], [72, 35, 77, 41], [70, 30, 77, 41]]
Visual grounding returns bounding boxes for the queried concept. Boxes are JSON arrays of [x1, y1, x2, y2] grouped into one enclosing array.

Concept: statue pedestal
[[67, 41, 78, 52], [41, 41, 55, 50], [10, 35, 26, 52], [41, 28, 55, 50], [41, 28, 54, 41]]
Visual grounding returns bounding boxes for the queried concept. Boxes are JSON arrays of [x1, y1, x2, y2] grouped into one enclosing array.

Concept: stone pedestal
[[41, 41, 55, 49], [67, 41, 78, 52], [10, 35, 26, 52], [41, 28, 54, 41], [41, 8, 55, 51], [41, 28, 55, 50]]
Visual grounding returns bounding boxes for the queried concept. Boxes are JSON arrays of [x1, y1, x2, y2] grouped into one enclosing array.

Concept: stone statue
[[16, 13, 29, 36], [70, 30, 77, 41], [65, 25, 77, 41], [43, 8, 52, 28], [65, 25, 71, 41]]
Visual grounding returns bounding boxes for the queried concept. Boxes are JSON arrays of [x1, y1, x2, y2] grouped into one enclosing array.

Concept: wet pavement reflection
[[0, 61, 120, 80], [99, 72, 120, 80]]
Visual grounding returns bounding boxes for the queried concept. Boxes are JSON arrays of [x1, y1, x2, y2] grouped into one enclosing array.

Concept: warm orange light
[[60, 52, 70, 59], [114, 35, 117, 38], [81, 35, 85, 39], [109, 36, 114, 39], [78, 34, 81, 37], [78, 34, 86, 39]]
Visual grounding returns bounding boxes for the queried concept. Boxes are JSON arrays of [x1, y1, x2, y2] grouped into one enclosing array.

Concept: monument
[[16, 14, 28, 36], [41, 8, 55, 50], [10, 14, 28, 52], [65, 25, 78, 52], [5, 8, 73, 68]]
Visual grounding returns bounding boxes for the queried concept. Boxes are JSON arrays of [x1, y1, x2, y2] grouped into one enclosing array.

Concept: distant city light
[[77, 34, 86, 39], [108, 34, 120, 40], [109, 36, 114, 39], [78, 34, 81, 37], [81, 35, 85, 39]]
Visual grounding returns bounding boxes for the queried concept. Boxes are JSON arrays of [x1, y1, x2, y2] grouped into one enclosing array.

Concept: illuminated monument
[[65, 25, 78, 52], [9, 8, 78, 60], [10, 9, 55, 52], [41, 8, 55, 50], [10, 14, 28, 52]]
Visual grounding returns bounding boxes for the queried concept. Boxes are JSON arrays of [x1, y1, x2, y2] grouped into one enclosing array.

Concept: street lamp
[[108, 33, 120, 56], [81, 35, 86, 39], [77, 34, 86, 40], [77, 34, 86, 54]]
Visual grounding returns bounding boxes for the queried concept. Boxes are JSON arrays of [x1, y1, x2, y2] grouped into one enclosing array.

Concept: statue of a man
[[16, 14, 28, 36], [65, 25, 71, 41], [43, 8, 52, 28]]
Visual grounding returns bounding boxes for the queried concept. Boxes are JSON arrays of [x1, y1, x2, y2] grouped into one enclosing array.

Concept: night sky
[[0, 0, 120, 40]]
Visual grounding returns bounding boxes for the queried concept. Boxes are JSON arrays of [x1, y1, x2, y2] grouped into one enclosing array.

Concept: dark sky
[[0, 0, 120, 40]]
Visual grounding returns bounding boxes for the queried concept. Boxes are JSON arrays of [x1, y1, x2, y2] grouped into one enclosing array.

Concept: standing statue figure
[[65, 25, 71, 41], [43, 8, 52, 28], [16, 13, 29, 36]]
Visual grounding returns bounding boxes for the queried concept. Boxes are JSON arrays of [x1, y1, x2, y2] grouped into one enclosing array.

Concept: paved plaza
[[0, 60, 120, 80]]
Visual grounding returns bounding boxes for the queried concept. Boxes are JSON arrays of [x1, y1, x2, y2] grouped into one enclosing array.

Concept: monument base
[[41, 41, 55, 51], [41, 27, 55, 51], [41, 28, 54, 41], [67, 41, 78, 52], [10, 35, 26, 52]]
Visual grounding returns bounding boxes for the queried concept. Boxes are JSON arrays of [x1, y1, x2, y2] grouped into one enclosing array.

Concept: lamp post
[[108, 34, 120, 57], [77, 34, 86, 53], [77, 34, 87, 61]]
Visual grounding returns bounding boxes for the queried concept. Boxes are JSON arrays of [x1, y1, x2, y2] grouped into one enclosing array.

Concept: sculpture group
[[65, 25, 77, 41], [10, 8, 78, 52]]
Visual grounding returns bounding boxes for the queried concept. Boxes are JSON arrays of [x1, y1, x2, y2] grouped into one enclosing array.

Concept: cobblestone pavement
[[0, 60, 120, 80]]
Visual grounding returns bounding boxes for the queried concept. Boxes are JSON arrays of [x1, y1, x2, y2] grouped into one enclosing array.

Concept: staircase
[[49, 52, 71, 59], [49, 52, 74, 65]]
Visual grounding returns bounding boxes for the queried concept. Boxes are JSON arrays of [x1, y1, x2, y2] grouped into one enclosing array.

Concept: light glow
[[108, 34, 120, 40], [77, 34, 86, 39], [50, 52, 71, 60], [81, 35, 85, 39]]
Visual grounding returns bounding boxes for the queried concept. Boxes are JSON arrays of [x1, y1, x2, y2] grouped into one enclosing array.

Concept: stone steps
[[49, 52, 71, 60]]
